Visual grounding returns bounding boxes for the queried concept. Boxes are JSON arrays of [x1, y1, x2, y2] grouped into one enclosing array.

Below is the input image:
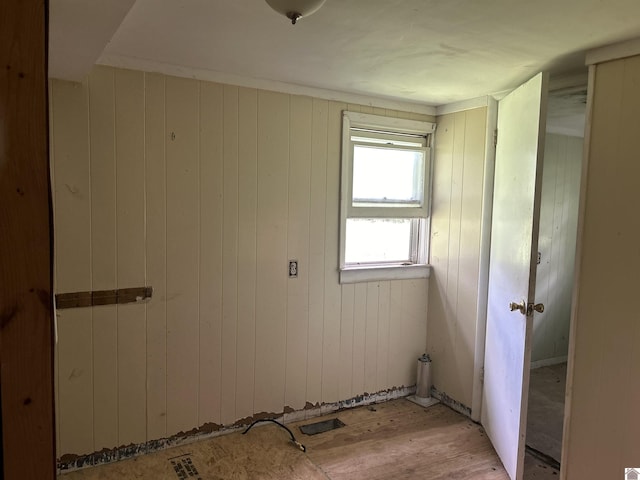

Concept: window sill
[[339, 264, 431, 284]]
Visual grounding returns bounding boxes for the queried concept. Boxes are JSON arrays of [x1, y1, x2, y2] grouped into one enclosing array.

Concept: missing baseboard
[[525, 444, 561, 470], [430, 387, 472, 417]]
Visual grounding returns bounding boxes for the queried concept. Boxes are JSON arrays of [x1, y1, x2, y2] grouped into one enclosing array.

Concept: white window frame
[[339, 111, 435, 284]]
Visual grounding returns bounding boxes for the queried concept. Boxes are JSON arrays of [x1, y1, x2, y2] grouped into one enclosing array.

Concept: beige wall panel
[[88, 67, 117, 292], [548, 136, 566, 357], [254, 90, 289, 414], [114, 69, 147, 446], [364, 283, 380, 393], [455, 107, 486, 403], [445, 111, 465, 340], [376, 282, 391, 392], [198, 81, 224, 427], [384, 109, 437, 122], [428, 108, 487, 408], [165, 76, 200, 435], [405, 111, 437, 123], [387, 281, 404, 387], [115, 304, 146, 446], [92, 306, 118, 450], [321, 101, 344, 403], [88, 67, 118, 450], [400, 279, 429, 387], [565, 56, 640, 478], [235, 87, 258, 420], [285, 95, 313, 410], [55, 345, 60, 455], [51, 79, 94, 455], [306, 98, 328, 404], [221, 85, 240, 424], [114, 69, 146, 287], [145, 72, 168, 439], [532, 135, 557, 359], [57, 310, 94, 455], [532, 133, 582, 363], [351, 284, 367, 395], [442, 111, 465, 401], [561, 136, 581, 345], [556, 137, 578, 354], [428, 112, 455, 396], [338, 284, 355, 400], [51, 79, 91, 293]]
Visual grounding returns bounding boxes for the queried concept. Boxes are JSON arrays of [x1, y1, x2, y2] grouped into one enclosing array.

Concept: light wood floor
[[59, 399, 559, 480], [526, 362, 567, 464]]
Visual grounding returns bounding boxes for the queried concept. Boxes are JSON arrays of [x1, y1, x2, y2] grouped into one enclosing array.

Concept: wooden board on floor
[[301, 401, 505, 480], [60, 423, 324, 480], [58, 399, 559, 480]]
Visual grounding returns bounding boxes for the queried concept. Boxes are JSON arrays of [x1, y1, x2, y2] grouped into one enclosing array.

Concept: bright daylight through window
[[340, 111, 435, 284]]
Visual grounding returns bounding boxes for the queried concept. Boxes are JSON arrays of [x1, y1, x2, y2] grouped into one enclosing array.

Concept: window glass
[[345, 218, 413, 264], [352, 145, 424, 206]]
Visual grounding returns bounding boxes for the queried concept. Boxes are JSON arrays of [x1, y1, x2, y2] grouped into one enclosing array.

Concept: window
[[340, 111, 435, 284]]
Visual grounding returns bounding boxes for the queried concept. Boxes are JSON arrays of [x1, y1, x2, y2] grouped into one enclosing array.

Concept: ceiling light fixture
[[265, 0, 326, 25]]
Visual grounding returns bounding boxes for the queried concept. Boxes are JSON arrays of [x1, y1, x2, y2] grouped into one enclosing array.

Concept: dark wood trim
[[0, 0, 56, 478], [55, 286, 153, 309]]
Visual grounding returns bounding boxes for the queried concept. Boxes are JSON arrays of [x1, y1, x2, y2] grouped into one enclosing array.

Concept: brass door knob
[[525, 302, 545, 315], [509, 300, 526, 315]]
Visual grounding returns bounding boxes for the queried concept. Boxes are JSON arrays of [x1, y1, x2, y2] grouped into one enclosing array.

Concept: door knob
[[509, 300, 526, 315], [531, 303, 544, 313]]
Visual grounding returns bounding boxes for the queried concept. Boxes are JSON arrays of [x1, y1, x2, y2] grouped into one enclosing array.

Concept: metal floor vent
[[169, 454, 202, 480], [299, 418, 346, 435]]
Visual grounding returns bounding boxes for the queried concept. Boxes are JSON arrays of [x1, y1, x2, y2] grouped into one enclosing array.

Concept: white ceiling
[[50, 0, 640, 108]]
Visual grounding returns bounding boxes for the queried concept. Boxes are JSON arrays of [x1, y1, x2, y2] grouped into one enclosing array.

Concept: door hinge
[[480, 366, 485, 384], [493, 129, 498, 147]]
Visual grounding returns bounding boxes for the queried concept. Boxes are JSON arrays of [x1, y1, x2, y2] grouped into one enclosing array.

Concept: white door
[[481, 72, 548, 480]]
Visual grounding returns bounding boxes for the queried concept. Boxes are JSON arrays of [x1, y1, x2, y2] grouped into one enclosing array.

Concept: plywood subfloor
[[526, 363, 567, 463], [60, 399, 558, 480]]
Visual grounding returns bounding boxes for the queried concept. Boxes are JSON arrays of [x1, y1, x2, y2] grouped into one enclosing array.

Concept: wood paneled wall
[[563, 55, 640, 478], [531, 133, 582, 365], [427, 107, 488, 409], [50, 66, 431, 457]]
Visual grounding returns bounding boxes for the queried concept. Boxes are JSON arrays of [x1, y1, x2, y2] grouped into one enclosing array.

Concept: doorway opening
[[524, 82, 586, 471]]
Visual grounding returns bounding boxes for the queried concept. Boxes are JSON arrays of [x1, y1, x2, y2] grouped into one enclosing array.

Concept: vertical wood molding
[[0, 0, 55, 478], [471, 97, 497, 422]]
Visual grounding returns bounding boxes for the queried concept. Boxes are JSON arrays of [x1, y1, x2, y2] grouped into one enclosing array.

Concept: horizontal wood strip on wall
[[55, 287, 153, 309]]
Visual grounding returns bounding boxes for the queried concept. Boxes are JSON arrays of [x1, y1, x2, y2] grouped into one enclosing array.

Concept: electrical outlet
[[289, 260, 298, 278]]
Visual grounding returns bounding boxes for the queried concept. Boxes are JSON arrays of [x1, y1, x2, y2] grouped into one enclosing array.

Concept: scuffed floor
[[60, 398, 558, 480], [526, 362, 567, 464]]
